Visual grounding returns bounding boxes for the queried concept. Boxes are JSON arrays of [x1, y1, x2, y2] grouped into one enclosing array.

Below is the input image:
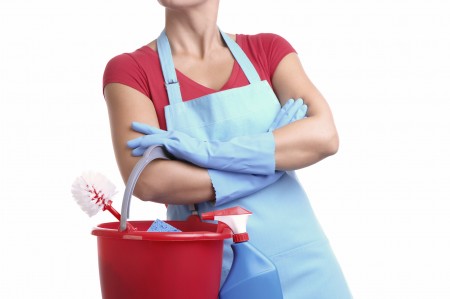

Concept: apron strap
[[157, 28, 261, 105], [219, 29, 261, 84], [157, 31, 183, 104]]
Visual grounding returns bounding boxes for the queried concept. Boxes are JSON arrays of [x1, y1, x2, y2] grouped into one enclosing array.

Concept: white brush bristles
[[71, 172, 118, 217]]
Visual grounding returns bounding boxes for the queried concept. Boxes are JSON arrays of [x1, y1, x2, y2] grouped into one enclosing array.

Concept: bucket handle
[[119, 145, 171, 232]]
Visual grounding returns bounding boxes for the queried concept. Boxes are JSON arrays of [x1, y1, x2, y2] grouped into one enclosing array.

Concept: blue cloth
[[147, 219, 181, 232], [154, 29, 352, 298]]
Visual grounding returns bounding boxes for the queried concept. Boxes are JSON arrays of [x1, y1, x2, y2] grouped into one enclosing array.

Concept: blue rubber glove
[[209, 98, 308, 205], [128, 127, 276, 175], [268, 98, 308, 131]]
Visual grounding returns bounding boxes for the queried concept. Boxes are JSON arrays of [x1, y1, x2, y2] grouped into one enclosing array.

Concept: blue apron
[[156, 30, 352, 299]]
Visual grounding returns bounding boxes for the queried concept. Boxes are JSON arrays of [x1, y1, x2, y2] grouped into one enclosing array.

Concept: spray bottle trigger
[[202, 207, 252, 239]]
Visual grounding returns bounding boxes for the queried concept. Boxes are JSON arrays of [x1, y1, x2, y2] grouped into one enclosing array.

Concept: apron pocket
[[269, 239, 352, 299]]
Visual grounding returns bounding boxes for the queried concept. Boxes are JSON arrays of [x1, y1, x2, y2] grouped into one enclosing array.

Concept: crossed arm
[[104, 53, 338, 204]]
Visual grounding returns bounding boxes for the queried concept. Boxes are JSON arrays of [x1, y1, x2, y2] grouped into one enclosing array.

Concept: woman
[[103, 0, 352, 298]]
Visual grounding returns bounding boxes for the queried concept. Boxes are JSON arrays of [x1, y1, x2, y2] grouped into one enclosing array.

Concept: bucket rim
[[92, 220, 232, 241]]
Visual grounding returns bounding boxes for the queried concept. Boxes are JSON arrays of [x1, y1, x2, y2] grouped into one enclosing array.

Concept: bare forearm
[[270, 52, 340, 171], [134, 159, 215, 205], [274, 115, 339, 171]]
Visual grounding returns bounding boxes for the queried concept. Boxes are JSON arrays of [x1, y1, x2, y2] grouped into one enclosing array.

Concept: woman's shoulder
[[237, 32, 297, 56], [104, 45, 155, 71], [237, 32, 291, 47], [103, 45, 156, 96], [236, 32, 297, 78], [237, 32, 296, 57]]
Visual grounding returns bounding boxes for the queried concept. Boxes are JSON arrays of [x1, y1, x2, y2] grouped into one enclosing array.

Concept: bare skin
[[104, 0, 338, 204]]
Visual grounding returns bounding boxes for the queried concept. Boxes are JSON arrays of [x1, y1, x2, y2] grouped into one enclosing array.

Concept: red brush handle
[[104, 202, 137, 231], [104, 202, 121, 220]]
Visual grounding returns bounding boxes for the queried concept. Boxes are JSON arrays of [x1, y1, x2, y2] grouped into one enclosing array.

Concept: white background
[[1, 0, 449, 298]]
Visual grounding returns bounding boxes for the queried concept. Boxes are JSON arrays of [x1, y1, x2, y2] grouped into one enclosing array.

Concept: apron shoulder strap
[[157, 31, 183, 104], [219, 29, 261, 84]]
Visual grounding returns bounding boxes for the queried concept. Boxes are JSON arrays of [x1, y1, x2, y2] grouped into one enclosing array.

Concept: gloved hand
[[209, 98, 308, 205], [128, 128, 275, 175], [268, 98, 308, 132], [128, 99, 307, 175]]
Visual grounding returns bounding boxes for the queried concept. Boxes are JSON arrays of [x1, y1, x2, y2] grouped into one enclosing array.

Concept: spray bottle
[[202, 207, 284, 299]]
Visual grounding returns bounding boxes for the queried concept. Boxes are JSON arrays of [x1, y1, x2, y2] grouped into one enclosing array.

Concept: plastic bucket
[[92, 146, 232, 299], [92, 218, 230, 299]]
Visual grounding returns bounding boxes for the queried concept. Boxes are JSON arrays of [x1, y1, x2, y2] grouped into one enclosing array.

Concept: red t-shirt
[[103, 33, 296, 129]]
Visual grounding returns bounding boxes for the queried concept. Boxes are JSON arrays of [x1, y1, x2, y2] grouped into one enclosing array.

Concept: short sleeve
[[102, 53, 150, 97], [259, 33, 297, 77]]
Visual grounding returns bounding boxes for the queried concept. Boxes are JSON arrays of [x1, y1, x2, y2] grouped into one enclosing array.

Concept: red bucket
[[92, 217, 231, 299], [91, 146, 232, 299]]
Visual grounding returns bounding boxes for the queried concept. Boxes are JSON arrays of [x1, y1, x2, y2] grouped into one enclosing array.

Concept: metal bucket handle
[[119, 145, 170, 231]]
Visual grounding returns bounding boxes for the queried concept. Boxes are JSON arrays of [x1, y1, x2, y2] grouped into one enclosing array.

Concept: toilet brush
[[71, 171, 136, 231]]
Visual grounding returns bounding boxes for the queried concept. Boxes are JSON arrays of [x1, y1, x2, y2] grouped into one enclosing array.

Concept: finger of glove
[[285, 104, 308, 126], [291, 104, 308, 122], [127, 136, 145, 148], [281, 98, 295, 113], [274, 99, 305, 129], [131, 122, 165, 135], [285, 100, 307, 122], [268, 99, 294, 132], [131, 146, 147, 157], [135, 135, 171, 150]]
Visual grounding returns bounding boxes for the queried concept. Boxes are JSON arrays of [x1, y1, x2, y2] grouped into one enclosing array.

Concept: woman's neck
[[164, 2, 222, 59]]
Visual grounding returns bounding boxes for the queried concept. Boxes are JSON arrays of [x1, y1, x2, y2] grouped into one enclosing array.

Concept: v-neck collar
[[143, 34, 241, 93]]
